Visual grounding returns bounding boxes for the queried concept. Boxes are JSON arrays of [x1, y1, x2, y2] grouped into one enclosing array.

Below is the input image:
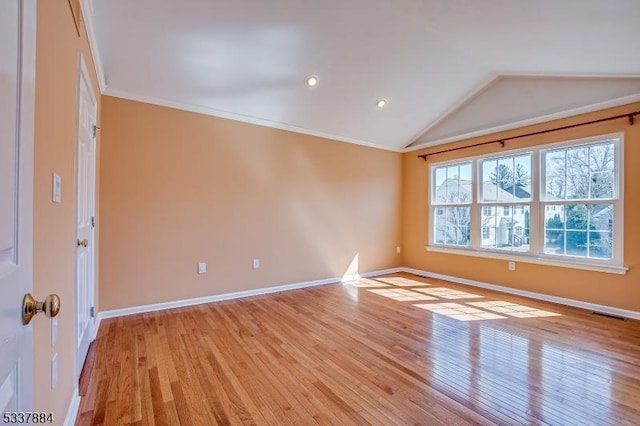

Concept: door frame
[[73, 53, 98, 382]]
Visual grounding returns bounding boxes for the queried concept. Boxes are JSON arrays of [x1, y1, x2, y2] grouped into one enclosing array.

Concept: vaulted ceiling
[[85, 0, 640, 152]]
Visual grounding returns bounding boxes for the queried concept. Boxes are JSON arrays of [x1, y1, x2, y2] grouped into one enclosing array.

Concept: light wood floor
[[77, 273, 640, 425]]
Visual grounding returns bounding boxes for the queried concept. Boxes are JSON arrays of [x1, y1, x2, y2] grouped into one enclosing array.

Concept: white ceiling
[[85, 0, 640, 152]]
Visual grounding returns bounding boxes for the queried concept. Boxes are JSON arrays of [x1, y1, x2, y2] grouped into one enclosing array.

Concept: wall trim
[[425, 245, 628, 275], [405, 93, 640, 152], [402, 267, 640, 320], [80, 0, 106, 92], [63, 388, 81, 426], [103, 88, 405, 153], [96, 265, 638, 322], [98, 267, 404, 320]]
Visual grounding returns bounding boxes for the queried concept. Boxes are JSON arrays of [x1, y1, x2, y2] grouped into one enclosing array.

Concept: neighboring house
[[434, 178, 531, 249]]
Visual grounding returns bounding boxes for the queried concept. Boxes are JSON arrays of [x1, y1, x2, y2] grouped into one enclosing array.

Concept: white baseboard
[[98, 267, 404, 321], [95, 264, 638, 324], [402, 267, 640, 320], [63, 388, 80, 426]]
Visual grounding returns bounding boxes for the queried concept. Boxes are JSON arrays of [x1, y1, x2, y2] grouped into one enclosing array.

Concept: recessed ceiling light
[[376, 99, 387, 108], [305, 75, 319, 87]]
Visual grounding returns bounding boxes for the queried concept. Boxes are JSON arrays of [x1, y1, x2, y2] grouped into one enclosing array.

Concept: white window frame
[[427, 133, 626, 275], [477, 151, 533, 253]]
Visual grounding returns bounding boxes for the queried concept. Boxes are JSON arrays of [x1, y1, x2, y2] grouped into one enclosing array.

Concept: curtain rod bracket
[[499, 140, 505, 148], [419, 154, 428, 161], [630, 114, 635, 126]]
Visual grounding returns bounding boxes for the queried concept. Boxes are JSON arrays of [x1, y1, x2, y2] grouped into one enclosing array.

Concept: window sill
[[425, 245, 628, 275]]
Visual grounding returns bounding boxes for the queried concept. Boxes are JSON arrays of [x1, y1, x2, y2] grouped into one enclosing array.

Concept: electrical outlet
[[51, 353, 58, 389], [396, 246, 401, 254], [253, 259, 260, 269], [508, 261, 516, 271], [197, 262, 207, 274]]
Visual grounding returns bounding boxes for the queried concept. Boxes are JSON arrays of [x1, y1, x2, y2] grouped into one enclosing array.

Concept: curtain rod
[[418, 110, 639, 161]]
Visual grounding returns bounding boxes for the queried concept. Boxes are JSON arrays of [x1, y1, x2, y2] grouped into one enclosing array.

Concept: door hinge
[[92, 125, 98, 139], [90, 306, 95, 318], [91, 216, 95, 228]]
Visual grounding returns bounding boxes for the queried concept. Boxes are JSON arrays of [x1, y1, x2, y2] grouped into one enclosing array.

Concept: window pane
[[546, 142, 617, 201], [545, 150, 566, 200], [459, 163, 472, 199], [544, 203, 614, 260], [434, 167, 446, 203], [589, 204, 613, 231], [544, 205, 565, 255], [434, 207, 470, 246], [589, 143, 615, 173], [446, 165, 459, 203], [567, 146, 590, 175], [433, 163, 471, 205], [566, 204, 588, 230], [481, 154, 531, 203], [497, 157, 514, 202], [514, 155, 532, 202], [481, 160, 498, 202], [566, 231, 588, 256], [589, 231, 612, 259], [566, 174, 589, 199], [589, 204, 613, 259], [481, 204, 529, 252], [590, 171, 614, 199]]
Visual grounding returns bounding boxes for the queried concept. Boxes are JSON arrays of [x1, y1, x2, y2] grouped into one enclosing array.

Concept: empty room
[[2, 0, 640, 425]]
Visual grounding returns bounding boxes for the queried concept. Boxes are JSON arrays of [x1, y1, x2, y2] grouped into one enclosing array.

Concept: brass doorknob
[[77, 239, 88, 248], [22, 293, 61, 325]]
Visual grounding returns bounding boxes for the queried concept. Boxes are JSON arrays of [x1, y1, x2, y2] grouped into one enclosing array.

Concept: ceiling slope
[[410, 76, 640, 148], [85, 0, 640, 151]]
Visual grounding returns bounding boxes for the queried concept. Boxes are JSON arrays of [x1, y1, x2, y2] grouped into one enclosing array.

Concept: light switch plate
[[51, 317, 58, 346], [52, 173, 62, 203], [51, 353, 58, 389]]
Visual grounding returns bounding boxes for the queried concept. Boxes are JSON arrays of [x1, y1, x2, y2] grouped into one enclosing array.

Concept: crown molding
[[103, 88, 405, 153]]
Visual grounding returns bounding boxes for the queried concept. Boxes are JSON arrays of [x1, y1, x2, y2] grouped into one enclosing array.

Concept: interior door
[[0, 0, 35, 414], [75, 57, 97, 380]]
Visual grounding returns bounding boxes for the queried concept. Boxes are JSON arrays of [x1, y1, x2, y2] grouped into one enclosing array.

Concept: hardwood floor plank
[[78, 273, 640, 425]]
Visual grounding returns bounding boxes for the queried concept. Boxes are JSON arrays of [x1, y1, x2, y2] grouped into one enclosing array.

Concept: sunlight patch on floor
[[412, 287, 483, 300], [374, 277, 431, 287], [368, 288, 438, 301], [467, 301, 561, 318], [414, 303, 506, 321]]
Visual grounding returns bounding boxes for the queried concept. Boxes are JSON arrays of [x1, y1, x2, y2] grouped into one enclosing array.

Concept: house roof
[[435, 178, 530, 202]]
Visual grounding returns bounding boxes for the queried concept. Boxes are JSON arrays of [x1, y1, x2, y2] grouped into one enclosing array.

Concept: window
[[479, 153, 531, 252], [431, 162, 472, 246], [542, 141, 617, 260], [429, 134, 622, 270], [482, 227, 491, 239]]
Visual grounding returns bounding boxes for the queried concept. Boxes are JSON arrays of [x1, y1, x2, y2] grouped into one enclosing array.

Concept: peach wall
[[403, 103, 640, 312], [33, 0, 101, 419], [99, 97, 403, 311]]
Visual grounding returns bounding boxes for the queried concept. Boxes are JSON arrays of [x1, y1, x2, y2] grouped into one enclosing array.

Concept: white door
[[0, 0, 36, 414], [75, 57, 97, 380]]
